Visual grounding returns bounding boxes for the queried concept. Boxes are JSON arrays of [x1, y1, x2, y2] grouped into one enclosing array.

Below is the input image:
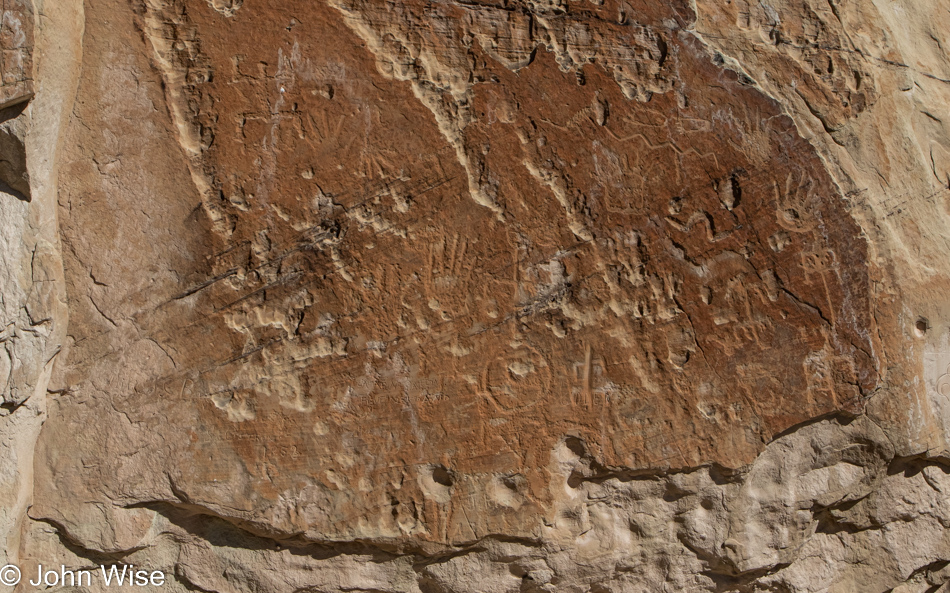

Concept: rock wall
[[2, 0, 950, 591], [0, 0, 80, 572]]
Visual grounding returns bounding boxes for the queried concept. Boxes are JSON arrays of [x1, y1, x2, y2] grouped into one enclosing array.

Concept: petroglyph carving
[[206, 0, 242, 17], [775, 173, 818, 233], [936, 364, 950, 398]]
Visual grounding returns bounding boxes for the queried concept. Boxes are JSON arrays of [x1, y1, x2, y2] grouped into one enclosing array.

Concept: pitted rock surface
[[0, 0, 31, 109]]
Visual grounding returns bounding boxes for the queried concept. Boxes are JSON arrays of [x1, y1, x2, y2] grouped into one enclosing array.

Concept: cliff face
[[2, 0, 950, 591]]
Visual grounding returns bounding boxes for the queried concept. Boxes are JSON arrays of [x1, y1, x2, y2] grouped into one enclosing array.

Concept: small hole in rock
[[564, 436, 588, 458], [431, 465, 454, 487], [915, 318, 929, 337]]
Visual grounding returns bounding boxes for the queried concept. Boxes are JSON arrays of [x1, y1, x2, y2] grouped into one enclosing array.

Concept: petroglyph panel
[[41, 0, 878, 544]]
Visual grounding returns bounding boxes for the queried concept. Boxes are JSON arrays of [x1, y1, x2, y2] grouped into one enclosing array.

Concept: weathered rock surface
[[0, 0, 77, 572], [1, 0, 950, 591]]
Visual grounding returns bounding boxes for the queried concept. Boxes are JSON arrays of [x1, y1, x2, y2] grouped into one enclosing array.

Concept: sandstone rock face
[[2, 0, 950, 591], [0, 0, 77, 570], [0, 0, 32, 111]]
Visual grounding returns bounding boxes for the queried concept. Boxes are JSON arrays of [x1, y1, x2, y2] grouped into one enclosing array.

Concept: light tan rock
[[0, 0, 80, 573]]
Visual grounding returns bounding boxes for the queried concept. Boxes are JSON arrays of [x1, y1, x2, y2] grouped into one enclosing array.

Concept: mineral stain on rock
[[108, 0, 877, 512], [4, 0, 950, 591]]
